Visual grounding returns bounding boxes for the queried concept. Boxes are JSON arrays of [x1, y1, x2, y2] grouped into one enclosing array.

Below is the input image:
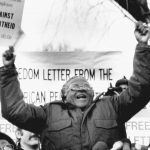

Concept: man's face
[[119, 84, 128, 92], [65, 77, 94, 109], [0, 140, 14, 150], [19, 130, 39, 147]]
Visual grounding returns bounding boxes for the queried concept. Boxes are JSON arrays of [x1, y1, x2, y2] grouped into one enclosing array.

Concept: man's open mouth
[[76, 94, 87, 99]]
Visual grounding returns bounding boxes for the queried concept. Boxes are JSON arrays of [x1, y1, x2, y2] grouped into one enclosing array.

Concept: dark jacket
[[0, 44, 150, 150]]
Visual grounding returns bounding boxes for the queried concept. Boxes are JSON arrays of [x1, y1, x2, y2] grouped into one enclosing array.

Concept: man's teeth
[[77, 95, 86, 98]]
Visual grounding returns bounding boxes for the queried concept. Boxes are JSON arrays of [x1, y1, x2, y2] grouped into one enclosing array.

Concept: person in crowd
[[111, 138, 131, 150], [122, 138, 132, 150], [141, 145, 148, 150], [104, 76, 128, 96], [0, 132, 16, 150], [0, 21, 150, 150], [92, 141, 108, 150], [15, 128, 40, 150], [115, 76, 128, 94], [111, 140, 123, 150], [103, 82, 120, 96], [131, 143, 137, 150]]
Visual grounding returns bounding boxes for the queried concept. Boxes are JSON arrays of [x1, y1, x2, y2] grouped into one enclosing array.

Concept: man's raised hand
[[2, 46, 15, 67]]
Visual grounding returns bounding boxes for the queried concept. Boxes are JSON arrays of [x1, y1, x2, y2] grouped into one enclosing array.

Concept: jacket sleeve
[[112, 43, 150, 123], [0, 65, 46, 134]]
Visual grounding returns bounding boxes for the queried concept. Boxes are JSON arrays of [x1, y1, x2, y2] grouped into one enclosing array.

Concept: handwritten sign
[[0, 0, 25, 46]]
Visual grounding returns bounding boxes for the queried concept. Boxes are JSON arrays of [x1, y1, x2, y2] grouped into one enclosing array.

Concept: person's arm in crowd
[[112, 22, 150, 123], [0, 47, 46, 134]]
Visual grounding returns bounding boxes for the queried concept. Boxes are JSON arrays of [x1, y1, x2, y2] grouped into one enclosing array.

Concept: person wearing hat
[[0, 132, 16, 150], [104, 77, 128, 96], [1, 22, 150, 150], [115, 76, 128, 94]]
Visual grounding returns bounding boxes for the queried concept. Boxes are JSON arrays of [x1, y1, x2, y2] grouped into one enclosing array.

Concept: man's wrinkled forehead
[[66, 77, 90, 87]]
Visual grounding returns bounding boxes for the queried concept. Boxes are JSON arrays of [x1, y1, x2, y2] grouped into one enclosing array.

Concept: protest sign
[[126, 109, 150, 145], [0, 0, 24, 46]]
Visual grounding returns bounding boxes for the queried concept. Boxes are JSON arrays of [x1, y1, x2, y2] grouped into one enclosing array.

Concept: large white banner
[[126, 109, 150, 146], [0, 0, 25, 46], [15, 51, 125, 104], [15, 0, 136, 54]]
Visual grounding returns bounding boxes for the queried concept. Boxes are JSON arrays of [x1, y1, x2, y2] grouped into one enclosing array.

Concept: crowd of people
[[0, 131, 150, 150], [0, 132, 16, 150], [0, 77, 129, 150], [15, 128, 41, 150], [0, 128, 40, 150]]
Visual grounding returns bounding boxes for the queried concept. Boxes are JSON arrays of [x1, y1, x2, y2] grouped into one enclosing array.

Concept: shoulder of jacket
[[42, 100, 64, 108], [94, 95, 112, 104], [49, 100, 65, 105], [44, 100, 76, 110]]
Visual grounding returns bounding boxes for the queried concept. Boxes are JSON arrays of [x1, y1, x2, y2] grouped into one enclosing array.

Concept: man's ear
[[15, 130, 23, 139]]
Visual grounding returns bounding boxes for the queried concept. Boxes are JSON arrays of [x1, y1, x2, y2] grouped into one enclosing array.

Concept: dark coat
[[1, 44, 150, 150]]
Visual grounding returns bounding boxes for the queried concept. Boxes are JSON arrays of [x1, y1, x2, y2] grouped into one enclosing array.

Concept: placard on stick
[[0, 0, 25, 46]]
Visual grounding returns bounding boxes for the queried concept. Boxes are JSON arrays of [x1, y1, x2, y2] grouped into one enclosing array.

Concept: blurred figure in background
[[0, 132, 16, 150], [15, 128, 40, 150], [122, 138, 132, 150], [92, 141, 108, 150], [115, 76, 128, 94], [111, 140, 123, 150], [104, 76, 128, 96], [111, 138, 131, 150]]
